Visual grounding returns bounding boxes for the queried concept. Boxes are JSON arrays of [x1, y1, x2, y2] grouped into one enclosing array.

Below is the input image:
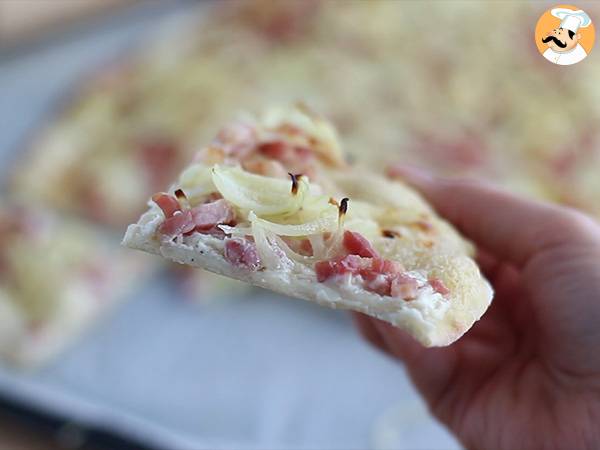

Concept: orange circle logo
[[534, 5, 595, 65]]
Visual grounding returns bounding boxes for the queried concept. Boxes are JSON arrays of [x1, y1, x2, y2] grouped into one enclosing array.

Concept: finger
[[475, 247, 501, 278], [370, 318, 424, 363], [351, 313, 388, 353], [371, 319, 458, 404], [388, 165, 599, 268]]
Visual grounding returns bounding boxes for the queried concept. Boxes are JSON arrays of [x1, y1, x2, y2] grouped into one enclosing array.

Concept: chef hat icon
[[551, 8, 592, 33]]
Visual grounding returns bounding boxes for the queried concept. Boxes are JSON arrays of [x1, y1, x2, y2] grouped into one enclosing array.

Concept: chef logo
[[535, 5, 595, 65]]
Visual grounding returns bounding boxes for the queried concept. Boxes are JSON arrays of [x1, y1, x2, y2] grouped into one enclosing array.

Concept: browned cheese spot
[[288, 173, 303, 195], [382, 229, 402, 239]]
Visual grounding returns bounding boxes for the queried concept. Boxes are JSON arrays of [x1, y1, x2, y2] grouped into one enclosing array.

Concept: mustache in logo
[[542, 35, 567, 48]]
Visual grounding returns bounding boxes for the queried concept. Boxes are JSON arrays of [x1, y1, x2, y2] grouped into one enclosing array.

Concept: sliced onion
[[250, 217, 314, 268], [212, 165, 308, 216], [271, 234, 316, 264], [251, 218, 294, 271], [249, 209, 337, 237], [307, 234, 327, 259], [218, 224, 251, 236], [179, 164, 214, 189], [286, 195, 336, 224], [324, 227, 344, 259], [178, 164, 217, 202]]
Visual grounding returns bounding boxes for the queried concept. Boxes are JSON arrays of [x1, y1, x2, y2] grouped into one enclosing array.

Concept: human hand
[[354, 167, 600, 450]]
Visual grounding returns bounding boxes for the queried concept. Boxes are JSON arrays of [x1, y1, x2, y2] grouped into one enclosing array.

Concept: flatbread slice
[[124, 106, 493, 346], [0, 204, 140, 367]]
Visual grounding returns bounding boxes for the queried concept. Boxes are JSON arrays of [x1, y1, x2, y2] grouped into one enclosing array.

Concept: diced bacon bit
[[315, 254, 369, 282], [315, 260, 338, 282], [159, 210, 195, 238], [343, 230, 378, 258], [429, 278, 450, 296], [315, 255, 373, 280], [224, 237, 261, 271], [362, 272, 391, 296], [258, 141, 287, 160], [342, 254, 371, 271], [153, 193, 181, 218], [191, 199, 236, 231], [371, 258, 404, 274], [391, 274, 419, 300], [315, 253, 419, 299], [153, 193, 236, 238], [315, 230, 418, 298], [255, 139, 317, 179]]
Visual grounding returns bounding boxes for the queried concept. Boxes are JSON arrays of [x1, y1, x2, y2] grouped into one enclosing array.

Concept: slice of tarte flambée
[[0, 205, 138, 367], [123, 106, 493, 346]]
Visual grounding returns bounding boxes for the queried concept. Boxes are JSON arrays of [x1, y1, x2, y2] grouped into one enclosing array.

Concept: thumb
[[364, 316, 459, 413]]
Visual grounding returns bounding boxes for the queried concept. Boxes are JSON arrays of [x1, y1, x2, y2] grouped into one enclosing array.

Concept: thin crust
[[124, 157, 492, 347]]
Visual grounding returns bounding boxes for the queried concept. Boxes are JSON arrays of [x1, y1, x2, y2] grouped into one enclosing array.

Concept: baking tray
[[0, 3, 459, 449]]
